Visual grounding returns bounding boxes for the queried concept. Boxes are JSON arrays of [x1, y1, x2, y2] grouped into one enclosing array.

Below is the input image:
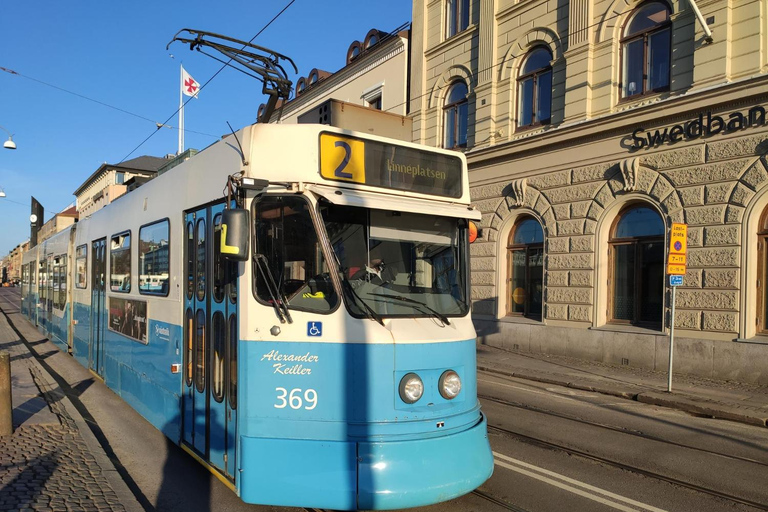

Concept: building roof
[[73, 155, 169, 196], [58, 205, 78, 217]]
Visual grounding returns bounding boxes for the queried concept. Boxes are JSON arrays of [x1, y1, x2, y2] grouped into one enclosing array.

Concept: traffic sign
[[670, 275, 683, 286], [669, 223, 688, 254], [667, 263, 686, 275], [668, 253, 686, 265]]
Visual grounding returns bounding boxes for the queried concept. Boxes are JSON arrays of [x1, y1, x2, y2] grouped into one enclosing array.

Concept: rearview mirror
[[221, 208, 250, 261]]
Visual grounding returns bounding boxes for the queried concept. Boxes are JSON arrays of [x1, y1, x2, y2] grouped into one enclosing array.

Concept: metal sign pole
[[667, 283, 676, 392]]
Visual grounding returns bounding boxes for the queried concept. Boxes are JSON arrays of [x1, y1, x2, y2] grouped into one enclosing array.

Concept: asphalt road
[[2, 286, 767, 512]]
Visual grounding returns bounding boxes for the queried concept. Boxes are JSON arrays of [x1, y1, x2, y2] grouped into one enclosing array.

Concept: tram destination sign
[[319, 132, 462, 198]]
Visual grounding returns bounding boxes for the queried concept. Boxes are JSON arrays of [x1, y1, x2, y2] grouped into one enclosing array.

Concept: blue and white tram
[[21, 123, 493, 510]]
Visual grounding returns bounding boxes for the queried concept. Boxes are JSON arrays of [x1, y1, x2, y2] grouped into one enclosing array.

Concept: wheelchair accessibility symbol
[[307, 322, 323, 337]]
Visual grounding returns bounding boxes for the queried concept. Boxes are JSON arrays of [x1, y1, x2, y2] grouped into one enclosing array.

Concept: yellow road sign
[[668, 253, 686, 265], [667, 263, 686, 275], [670, 223, 688, 254]]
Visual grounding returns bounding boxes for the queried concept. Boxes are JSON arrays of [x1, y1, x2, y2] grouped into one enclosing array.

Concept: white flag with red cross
[[181, 67, 200, 98]]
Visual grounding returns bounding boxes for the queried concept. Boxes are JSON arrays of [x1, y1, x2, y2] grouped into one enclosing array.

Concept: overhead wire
[[117, 0, 297, 164], [0, 66, 220, 139]]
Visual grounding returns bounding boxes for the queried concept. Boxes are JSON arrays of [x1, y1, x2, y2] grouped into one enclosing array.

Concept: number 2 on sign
[[334, 141, 353, 178]]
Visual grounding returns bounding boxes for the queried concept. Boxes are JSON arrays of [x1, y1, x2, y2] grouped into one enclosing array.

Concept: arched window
[[756, 208, 768, 332], [621, 1, 671, 98], [517, 47, 553, 128], [609, 205, 664, 327], [443, 82, 468, 149], [506, 217, 544, 319], [446, 0, 470, 39]]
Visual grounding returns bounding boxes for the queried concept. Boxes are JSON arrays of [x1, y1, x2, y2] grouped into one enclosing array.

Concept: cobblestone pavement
[[0, 424, 127, 512], [0, 291, 132, 512]]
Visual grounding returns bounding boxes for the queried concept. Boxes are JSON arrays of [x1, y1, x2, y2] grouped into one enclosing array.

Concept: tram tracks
[[482, 394, 768, 511], [479, 393, 768, 469]]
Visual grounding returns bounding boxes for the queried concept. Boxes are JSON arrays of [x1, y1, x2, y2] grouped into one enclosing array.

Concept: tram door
[[90, 239, 107, 376], [183, 204, 238, 478]]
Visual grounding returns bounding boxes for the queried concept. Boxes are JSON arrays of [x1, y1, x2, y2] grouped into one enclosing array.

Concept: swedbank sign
[[630, 105, 766, 150]]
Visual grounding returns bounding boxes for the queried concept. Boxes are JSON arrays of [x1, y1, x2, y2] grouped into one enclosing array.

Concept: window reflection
[[507, 217, 543, 319], [622, 2, 671, 98]]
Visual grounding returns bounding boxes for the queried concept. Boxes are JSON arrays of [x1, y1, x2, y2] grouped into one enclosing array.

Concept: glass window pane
[[518, 77, 534, 126], [186, 222, 194, 300], [639, 241, 664, 324], [110, 233, 131, 293], [196, 219, 206, 301], [446, 82, 468, 105], [509, 250, 526, 314], [185, 308, 193, 387], [623, 38, 644, 97], [614, 207, 664, 238], [536, 70, 552, 123], [458, 102, 468, 147], [522, 48, 552, 75], [213, 214, 225, 303], [648, 28, 670, 90], [228, 314, 237, 410], [255, 196, 338, 312], [444, 109, 456, 148], [76, 245, 87, 289], [612, 244, 635, 321], [195, 309, 205, 393], [212, 312, 225, 402], [459, 0, 470, 31], [528, 247, 543, 319], [139, 220, 170, 295], [447, 0, 457, 37], [512, 218, 544, 244], [626, 2, 669, 37]]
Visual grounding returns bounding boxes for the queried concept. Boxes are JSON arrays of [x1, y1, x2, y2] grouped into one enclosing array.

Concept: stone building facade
[[409, 0, 768, 384]]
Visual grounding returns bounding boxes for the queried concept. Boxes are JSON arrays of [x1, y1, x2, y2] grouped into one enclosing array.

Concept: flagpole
[[178, 64, 184, 155]]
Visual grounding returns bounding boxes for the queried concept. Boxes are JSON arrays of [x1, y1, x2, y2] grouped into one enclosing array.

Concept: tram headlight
[[399, 373, 424, 404], [439, 370, 462, 400]]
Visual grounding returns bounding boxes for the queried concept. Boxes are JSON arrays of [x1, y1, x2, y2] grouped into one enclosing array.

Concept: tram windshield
[[319, 201, 469, 320]]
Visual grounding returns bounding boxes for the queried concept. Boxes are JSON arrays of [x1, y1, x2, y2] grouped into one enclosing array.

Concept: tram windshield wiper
[[253, 254, 292, 324], [367, 293, 451, 325], [338, 272, 385, 326]]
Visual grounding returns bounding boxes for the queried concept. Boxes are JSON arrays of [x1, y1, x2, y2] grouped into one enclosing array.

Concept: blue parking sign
[[307, 322, 322, 337], [669, 275, 683, 286]]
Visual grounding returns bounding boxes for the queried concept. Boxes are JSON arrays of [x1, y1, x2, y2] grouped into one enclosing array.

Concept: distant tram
[[21, 123, 493, 510]]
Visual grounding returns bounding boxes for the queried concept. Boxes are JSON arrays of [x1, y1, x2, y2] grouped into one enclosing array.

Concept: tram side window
[[53, 256, 67, 311], [253, 195, 338, 313], [75, 245, 87, 289], [52, 260, 59, 307], [39, 261, 47, 300], [110, 232, 131, 293], [139, 220, 170, 296]]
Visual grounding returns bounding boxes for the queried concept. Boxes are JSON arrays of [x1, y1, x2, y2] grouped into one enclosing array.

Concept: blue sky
[[0, 0, 412, 256]]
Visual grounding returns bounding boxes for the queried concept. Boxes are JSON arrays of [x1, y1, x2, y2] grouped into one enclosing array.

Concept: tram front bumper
[[239, 414, 493, 510]]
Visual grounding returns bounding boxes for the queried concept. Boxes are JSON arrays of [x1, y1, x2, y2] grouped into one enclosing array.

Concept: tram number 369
[[274, 388, 318, 410]]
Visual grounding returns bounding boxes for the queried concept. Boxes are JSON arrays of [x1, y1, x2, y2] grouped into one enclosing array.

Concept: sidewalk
[[477, 343, 768, 428], [0, 295, 143, 512]]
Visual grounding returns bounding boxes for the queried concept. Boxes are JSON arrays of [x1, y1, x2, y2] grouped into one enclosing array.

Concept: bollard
[[0, 351, 12, 436]]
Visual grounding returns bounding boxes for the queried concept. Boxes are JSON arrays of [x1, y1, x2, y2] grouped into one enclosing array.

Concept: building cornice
[[467, 74, 768, 171], [425, 25, 477, 59]]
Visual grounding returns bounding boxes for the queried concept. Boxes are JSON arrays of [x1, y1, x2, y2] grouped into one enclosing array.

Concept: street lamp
[[0, 125, 16, 150]]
